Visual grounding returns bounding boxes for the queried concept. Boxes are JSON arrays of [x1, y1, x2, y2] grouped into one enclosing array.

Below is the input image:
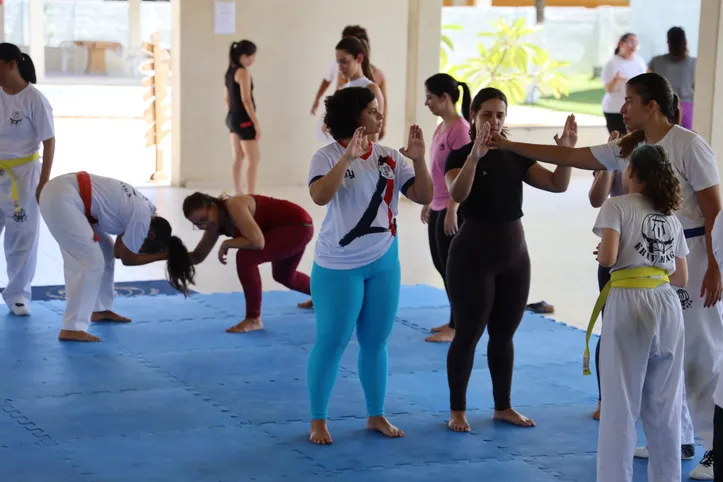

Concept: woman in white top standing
[[39, 172, 196, 343], [601, 33, 647, 135], [491, 72, 722, 481], [306, 86, 432, 445], [0, 43, 55, 317], [333, 36, 385, 142]]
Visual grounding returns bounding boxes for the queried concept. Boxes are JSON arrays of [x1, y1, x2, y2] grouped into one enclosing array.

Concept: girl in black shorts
[[225, 40, 260, 194]]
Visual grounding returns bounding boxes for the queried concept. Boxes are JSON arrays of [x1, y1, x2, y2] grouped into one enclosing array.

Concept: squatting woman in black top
[[444, 88, 576, 432]]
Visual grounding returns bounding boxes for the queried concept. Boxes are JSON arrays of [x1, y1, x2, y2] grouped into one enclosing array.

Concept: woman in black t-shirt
[[443, 88, 577, 432]]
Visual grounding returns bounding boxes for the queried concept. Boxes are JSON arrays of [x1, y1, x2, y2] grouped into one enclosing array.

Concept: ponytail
[[459, 82, 471, 122], [629, 144, 682, 216], [0, 44, 36, 84], [618, 130, 646, 158], [18, 54, 37, 84], [361, 54, 375, 83], [166, 235, 196, 297], [229, 42, 241, 67], [671, 93, 681, 125]]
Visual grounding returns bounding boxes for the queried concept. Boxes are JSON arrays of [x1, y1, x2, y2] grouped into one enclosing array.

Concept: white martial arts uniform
[[594, 193, 688, 482], [0, 84, 54, 314], [38, 173, 155, 333], [591, 127, 723, 463]]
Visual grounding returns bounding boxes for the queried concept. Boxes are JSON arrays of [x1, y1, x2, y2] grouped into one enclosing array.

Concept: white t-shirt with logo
[[709, 210, 723, 406], [601, 54, 647, 113], [594, 193, 688, 275], [0, 84, 54, 181], [308, 142, 416, 270], [589, 126, 720, 230], [85, 173, 157, 254], [0, 84, 54, 160]]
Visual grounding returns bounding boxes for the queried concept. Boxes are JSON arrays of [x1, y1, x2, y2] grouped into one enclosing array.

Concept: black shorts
[[226, 113, 256, 140]]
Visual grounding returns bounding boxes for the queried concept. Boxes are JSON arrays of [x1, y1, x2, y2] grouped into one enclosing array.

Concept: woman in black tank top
[[225, 40, 260, 194]]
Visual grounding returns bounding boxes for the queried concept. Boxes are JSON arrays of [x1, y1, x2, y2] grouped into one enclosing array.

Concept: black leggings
[[595, 263, 611, 401], [446, 218, 531, 412], [603, 113, 627, 136], [427, 207, 464, 329], [715, 405, 722, 481]]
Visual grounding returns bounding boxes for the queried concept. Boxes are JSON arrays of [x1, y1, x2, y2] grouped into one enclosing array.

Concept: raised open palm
[[345, 127, 368, 159], [471, 122, 491, 159], [400, 124, 426, 161], [553, 114, 578, 147]]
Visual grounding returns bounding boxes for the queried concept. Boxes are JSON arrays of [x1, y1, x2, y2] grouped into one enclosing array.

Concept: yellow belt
[[583, 266, 669, 375], [0, 152, 40, 213]]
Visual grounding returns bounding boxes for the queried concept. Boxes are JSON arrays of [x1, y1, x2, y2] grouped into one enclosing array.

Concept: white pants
[[0, 161, 41, 308], [598, 284, 684, 482], [680, 235, 723, 450], [38, 174, 115, 332]]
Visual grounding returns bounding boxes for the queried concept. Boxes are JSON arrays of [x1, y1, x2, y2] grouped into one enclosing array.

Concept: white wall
[[172, 0, 440, 189]]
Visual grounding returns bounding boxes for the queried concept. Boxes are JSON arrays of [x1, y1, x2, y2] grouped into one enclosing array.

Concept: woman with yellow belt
[[0, 43, 55, 316], [492, 72, 722, 480]]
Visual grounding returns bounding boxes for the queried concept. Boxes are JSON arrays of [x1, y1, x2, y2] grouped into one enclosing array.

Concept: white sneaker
[[10, 302, 30, 316], [689, 451, 714, 480], [634, 446, 649, 458]]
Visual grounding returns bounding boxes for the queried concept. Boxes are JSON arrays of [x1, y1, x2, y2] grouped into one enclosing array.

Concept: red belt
[[76, 171, 99, 242]]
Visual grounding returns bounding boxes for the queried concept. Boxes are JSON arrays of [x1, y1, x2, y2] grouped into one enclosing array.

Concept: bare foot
[[367, 415, 404, 438], [226, 318, 263, 333], [494, 408, 535, 427], [448, 410, 471, 432], [91, 311, 131, 323], [298, 299, 313, 309], [309, 419, 333, 445], [425, 329, 455, 343], [58, 330, 101, 342], [593, 400, 601, 420], [431, 323, 450, 333]]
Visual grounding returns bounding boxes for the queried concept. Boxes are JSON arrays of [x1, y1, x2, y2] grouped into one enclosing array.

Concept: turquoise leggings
[[307, 238, 401, 420]]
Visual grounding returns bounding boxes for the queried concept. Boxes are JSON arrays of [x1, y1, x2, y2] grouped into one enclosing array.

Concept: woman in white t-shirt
[[491, 72, 722, 481], [38, 172, 196, 343], [332, 36, 385, 142], [0, 43, 56, 317], [601, 33, 647, 135], [592, 143, 689, 482], [310, 25, 388, 141], [306, 86, 432, 445]]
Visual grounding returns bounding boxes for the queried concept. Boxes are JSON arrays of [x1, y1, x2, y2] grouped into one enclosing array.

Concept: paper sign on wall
[[214, 1, 236, 36]]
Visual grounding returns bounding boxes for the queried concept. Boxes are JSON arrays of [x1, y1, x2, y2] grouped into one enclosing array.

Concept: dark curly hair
[[323, 86, 376, 140], [629, 144, 682, 216]]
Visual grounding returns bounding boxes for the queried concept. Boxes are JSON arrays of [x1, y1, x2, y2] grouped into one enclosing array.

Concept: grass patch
[[534, 74, 605, 117]]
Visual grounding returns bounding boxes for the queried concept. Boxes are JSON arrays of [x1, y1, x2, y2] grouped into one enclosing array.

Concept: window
[[491, 0, 630, 6], [443, 0, 476, 6]]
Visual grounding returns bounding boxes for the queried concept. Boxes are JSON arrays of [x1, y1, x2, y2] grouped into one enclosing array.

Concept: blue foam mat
[[0, 285, 704, 481], [0, 279, 195, 302]]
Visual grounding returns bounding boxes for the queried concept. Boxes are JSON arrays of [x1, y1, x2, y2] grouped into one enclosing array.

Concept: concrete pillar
[[129, 0, 142, 50], [692, 0, 723, 168], [28, 0, 45, 82], [405, 0, 442, 140], [0, 3, 5, 43]]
